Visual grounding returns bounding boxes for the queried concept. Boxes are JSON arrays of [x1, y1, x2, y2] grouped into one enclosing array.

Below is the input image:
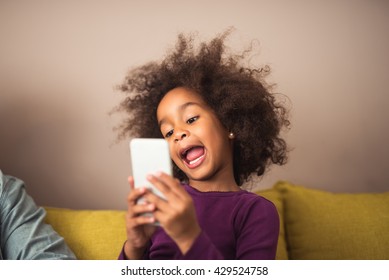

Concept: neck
[[188, 171, 240, 192]]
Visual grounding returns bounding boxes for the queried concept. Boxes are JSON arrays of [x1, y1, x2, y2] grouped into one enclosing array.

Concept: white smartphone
[[129, 138, 172, 201]]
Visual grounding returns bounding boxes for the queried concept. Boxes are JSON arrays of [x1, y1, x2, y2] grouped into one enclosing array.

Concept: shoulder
[[0, 169, 9, 193], [0, 170, 32, 215], [1, 170, 25, 199], [237, 190, 277, 212], [233, 191, 279, 226]]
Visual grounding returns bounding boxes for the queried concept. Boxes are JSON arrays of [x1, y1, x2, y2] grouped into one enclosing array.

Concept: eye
[[186, 116, 199, 124], [165, 129, 173, 138]]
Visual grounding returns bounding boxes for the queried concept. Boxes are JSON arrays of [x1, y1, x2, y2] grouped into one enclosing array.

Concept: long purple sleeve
[[119, 184, 279, 260]]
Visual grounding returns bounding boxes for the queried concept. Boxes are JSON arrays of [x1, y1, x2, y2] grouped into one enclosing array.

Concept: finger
[[146, 173, 180, 200], [154, 172, 186, 197], [142, 191, 171, 213], [146, 174, 172, 199], [129, 203, 156, 217], [127, 187, 148, 210], [126, 176, 138, 205], [127, 213, 156, 227], [142, 201, 168, 227], [128, 176, 135, 190]]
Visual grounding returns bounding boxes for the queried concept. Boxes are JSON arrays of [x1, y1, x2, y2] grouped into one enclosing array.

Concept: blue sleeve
[[0, 171, 76, 259]]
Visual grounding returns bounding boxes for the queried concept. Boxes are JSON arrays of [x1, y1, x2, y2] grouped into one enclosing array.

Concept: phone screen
[[129, 138, 172, 200]]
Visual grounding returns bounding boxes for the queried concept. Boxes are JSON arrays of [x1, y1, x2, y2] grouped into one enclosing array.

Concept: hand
[[124, 176, 157, 260], [143, 172, 201, 255]]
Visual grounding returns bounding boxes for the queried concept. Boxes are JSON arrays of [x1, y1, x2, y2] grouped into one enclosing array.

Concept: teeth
[[189, 154, 205, 165]]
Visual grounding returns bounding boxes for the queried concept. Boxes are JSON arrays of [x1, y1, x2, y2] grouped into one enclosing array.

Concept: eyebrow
[[158, 102, 201, 127]]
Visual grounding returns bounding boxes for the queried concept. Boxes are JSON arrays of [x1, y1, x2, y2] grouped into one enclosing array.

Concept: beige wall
[[1, 0, 388, 209]]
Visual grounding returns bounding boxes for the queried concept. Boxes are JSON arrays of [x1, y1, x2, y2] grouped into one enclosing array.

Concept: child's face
[[157, 87, 234, 184]]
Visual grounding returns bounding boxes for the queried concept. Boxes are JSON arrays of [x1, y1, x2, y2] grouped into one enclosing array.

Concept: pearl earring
[[229, 132, 235, 139]]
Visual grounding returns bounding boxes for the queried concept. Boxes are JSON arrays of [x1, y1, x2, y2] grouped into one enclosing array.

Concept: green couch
[[44, 181, 389, 260]]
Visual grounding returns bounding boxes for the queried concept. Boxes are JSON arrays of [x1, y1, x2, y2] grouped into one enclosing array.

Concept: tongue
[[186, 147, 204, 161]]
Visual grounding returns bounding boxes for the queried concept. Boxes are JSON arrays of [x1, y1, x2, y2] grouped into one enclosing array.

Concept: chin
[[187, 169, 216, 182]]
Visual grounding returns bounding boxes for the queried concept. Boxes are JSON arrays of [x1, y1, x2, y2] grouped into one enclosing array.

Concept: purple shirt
[[119, 184, 279, 260]]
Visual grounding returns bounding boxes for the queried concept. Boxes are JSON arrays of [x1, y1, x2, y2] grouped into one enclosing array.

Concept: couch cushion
[[275, 181, 389, 259], [45, 188, 287, 260], [45, 207, 126, 260], [256, 188, 288, 260]]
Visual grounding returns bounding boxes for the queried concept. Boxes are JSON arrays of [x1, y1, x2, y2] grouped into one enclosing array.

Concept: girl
[[116, 31, 289, 260]]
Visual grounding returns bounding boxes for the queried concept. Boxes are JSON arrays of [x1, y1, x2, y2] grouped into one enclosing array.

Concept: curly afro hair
[[115, 30, 290, 186]]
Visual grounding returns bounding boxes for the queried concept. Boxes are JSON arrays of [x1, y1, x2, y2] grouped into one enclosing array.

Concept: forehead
[[161, 87, 203, 105], [157, 87, 205, 116]]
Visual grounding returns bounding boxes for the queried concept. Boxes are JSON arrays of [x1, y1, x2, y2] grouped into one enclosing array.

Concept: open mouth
[[180, 146, 206, 169]]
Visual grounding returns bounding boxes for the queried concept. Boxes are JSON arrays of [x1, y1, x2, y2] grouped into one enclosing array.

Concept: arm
[[121, 176, 156, 260], [182, 194, 279, 260], [179, 231, 224, 260], [143, 173, 201, 255], [235, 196, 279, 260], [0, 171, 76, 260]]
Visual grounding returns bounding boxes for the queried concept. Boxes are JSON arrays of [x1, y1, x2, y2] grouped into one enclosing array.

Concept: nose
[[174, 128, 189, 142]]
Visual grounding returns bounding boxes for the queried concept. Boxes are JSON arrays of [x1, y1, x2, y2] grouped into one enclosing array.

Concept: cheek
[[168, 145, 181, 165], [171, 156, 185, 173], [168, 145, 175, 158], [210, 130, 231, 155], [206, 125, 228, 142]]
